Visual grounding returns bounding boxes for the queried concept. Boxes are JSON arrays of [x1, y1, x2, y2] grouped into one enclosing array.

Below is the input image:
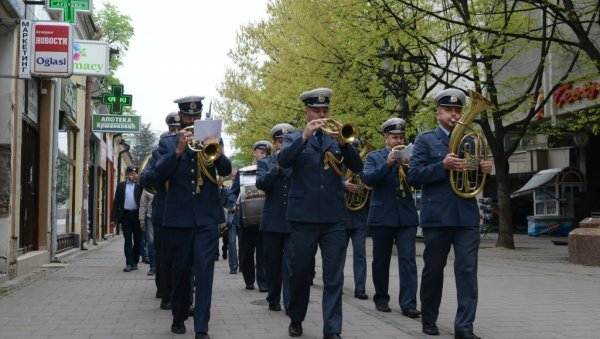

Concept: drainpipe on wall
[[50, 78, 61, 261], [81, 77, 92, 248]]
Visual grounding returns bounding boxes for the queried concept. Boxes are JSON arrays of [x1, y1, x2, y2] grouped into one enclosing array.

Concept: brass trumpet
[[320, 118, 359, 144], [182, 126, 222, 164]]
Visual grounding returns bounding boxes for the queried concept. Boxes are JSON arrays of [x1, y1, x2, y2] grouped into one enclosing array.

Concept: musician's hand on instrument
[[443, 153, 466, 171], [176, 129, 192, 157], [202, 136, 218, 146], [386, 151, 397, 167], [302, 119, 325, 142], [345, 180, 360, 193], [480, 160, 493, 174]]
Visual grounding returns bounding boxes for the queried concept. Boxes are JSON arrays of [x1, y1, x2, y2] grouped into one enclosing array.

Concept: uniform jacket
[[256, 154, 291, 233], [362, 147, 419, 227], [142, 134, 232, 228], [277, 130, 362, 224], [111, 181, 143, 222], [407, 126, 479, 227]]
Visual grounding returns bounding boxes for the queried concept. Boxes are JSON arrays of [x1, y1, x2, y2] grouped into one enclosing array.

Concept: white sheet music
[[194, 119, 222, 141], [397, 143, 413, 162]]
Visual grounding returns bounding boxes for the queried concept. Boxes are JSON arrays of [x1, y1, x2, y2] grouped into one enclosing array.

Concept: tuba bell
[[448, 90, 494, 199], [345, 140, 375, 211]]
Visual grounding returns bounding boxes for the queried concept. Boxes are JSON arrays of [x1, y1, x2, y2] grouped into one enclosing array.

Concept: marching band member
[[256, 123, 295, 312], [227, 141, 272, 291], [362, 118, 420, 318], [278, 88, 362, 339], [408, 89, 492, 339], [142, 96, 231, 339]]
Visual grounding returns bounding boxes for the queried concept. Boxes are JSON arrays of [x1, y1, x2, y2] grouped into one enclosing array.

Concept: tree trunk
[[494, 158, 515, 249]]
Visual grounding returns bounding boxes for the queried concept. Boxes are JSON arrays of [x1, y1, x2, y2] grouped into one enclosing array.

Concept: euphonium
[[320, 118, 359, 144], [182, 125, 222, 164], [345, 140, 376, 211], [448, 90, 494, 198], [139, 155, 157, 194]]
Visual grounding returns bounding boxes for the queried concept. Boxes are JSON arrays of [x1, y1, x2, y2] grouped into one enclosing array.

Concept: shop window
[[57, 125, 77, 235]]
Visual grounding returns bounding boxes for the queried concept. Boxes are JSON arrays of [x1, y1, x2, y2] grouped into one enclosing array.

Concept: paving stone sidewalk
[[1, 234, 599, 339]]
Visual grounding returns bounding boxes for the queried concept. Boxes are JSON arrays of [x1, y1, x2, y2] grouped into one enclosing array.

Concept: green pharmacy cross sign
[[102, 84, 133, 114], [46, 0, 93, 24]]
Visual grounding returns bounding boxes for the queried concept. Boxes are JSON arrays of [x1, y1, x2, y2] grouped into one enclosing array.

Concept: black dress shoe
[[422, 323, 440, 336], [171, 321, 186, 334], [123, 265, 133, 272], [323, 334, 342, 339], [259, 287, 268, 292], [402, 308, 421, 318], [245, 284, 255, 290], [189, 306, 194, 316], [354, 292, 368, 300], [160, 300, 171, 310], [376, 303, 391, 312], [230, 269, 237, 274], [269, 303, 282, 311], [288, 321, 303, 337], [222, 252, 227, 259], [195, 333, 211, 339], [455, 331, 480, 339]]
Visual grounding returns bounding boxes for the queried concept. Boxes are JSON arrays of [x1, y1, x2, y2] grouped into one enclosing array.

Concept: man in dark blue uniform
[[343, 141, 371, 301], [256, 123, 295, 312], [141, 112, 181, 309], [408, 89, 492, 339], [362, 118, 420, 318], [228, 141, 271, 292], [278, 88, 362, 339], [141, 96, 231, 339]]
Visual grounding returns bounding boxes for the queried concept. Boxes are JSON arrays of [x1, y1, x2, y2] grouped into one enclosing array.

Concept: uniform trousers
[[121, 210, 141, 267], [420, 226, 479, 333], [163, 225, 218, 334], [240, 226, 267, 289], [262, 231, 291, 310], [288, 221, 347, 336], [371, 226, 418, 310], [153, 221, 171, 301], [345, 227, 367, 294]]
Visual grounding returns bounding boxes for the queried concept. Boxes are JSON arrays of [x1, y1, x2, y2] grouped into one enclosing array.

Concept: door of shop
[[19, 121, 40, 252]]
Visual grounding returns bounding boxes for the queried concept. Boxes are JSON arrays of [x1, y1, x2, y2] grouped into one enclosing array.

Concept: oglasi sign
[[32, 21, 73, 77]]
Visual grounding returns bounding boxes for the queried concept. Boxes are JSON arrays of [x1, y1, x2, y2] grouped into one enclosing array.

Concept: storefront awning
[[511, 168, 562, 198]]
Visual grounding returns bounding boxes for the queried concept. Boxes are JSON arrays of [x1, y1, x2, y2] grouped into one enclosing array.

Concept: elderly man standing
[[278, 88, 362, 339]]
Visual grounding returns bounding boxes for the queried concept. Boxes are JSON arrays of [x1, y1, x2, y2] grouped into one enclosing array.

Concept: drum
[[239, 165, 265, 226]]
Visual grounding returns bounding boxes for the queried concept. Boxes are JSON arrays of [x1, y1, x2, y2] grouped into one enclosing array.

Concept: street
[[1, 234, 599, 339]]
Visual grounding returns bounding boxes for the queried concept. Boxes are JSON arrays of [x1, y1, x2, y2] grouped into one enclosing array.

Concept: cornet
[[320, 118, 359, 144], [182, 126, 222, 164]]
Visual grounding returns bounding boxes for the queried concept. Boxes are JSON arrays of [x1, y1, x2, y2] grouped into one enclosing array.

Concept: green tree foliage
[[93, 2, 134, 86], [128, 123, 157, 166], [220, 0, 600, 248]]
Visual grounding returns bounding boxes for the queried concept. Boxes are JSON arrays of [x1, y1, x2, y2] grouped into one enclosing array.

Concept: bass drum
[[239, 165, 265, 227]]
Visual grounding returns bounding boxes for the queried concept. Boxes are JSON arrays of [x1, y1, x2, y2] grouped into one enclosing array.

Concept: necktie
[[316, 131, 323, 145]]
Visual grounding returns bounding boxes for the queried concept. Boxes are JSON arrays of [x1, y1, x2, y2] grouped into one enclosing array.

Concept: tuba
[[448, 90, 494, 198], [345, 140, 375, 211]]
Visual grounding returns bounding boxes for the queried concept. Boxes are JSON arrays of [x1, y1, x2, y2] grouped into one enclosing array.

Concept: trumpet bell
[[182, 126, 222, 163], [321, 118, 359, 144]]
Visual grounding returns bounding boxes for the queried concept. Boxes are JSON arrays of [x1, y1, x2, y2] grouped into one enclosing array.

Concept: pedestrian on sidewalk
[[139, 188, 155, 275], [111, 164, 143, 272], [362, 118, 420, 318], [277, 88, 363, 339], [408, 89, 493, 339]]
